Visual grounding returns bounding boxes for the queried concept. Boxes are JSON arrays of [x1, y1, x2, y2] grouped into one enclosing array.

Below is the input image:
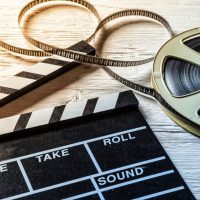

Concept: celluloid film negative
[[0, 91, 196, 200], [0, 0, 173, 67], [18, 0, 173, 67]]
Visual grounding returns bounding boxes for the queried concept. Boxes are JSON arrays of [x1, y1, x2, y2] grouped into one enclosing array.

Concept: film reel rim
[[151, 76, 200, 136], [160, 102, 200, 137], [153, 28, 200, 129]]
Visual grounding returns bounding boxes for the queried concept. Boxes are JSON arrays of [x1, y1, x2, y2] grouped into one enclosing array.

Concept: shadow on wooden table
[[0, 64, 98, 118]]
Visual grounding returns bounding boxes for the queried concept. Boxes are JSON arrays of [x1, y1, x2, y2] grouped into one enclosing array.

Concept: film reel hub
[[197, 108, 200, 117]]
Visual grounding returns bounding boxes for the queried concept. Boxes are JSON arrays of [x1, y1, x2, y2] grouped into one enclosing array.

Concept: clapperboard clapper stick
[[0, 41, 95, 107], [0, 91, 196, 199]]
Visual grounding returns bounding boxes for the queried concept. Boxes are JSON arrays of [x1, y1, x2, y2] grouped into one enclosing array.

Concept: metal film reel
[[153, 28, 200, 136]]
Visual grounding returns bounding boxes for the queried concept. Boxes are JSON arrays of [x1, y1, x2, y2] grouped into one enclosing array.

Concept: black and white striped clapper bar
[[0, 41, 95, 107], [0, 90, 196, 200], [0, 90, 138, 135]]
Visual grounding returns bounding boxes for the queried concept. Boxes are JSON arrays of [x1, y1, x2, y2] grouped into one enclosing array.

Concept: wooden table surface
[[0, 0, 199, 198]]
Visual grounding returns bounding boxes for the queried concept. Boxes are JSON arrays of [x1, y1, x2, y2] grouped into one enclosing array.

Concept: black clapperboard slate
[[0, 90, 196, 200]]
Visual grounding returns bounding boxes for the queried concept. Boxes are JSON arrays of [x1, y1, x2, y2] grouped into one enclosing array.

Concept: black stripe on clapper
[[0, 41, 95, 108], [83, 98, 98, 116], [42, 58, 69, 66], [16, 72, 44, 80], [49, 105, 66, 124], [14, 112, 32, 132], [115, 90, 139, 109], [0, 86, 18, 94]]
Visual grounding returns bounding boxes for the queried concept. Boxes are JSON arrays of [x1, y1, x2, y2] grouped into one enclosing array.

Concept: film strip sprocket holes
[[19, 0, 173, 67], [0, 0, 173, 67], [0, 90, 138, 136], [0, 41, 95, 107]]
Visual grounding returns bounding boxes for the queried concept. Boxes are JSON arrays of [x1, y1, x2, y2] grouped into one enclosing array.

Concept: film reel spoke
[[167, 42, 200, 68]]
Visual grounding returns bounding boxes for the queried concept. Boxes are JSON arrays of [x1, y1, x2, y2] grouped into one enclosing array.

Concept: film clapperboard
[[0, 90, 196, 200], [0, 42, 196, 200]]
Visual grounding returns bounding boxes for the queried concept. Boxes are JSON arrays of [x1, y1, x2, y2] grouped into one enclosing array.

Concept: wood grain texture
[[0, 0, 199, 198]]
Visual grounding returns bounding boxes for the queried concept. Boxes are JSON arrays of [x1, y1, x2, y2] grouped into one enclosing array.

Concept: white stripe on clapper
[[24, 62, 61, 75], [91, 178, 105, 200], [84, 143, 105, 200], [84, 143, 102, 173], [17, 160, 33, 192], [26, 107, 54, 129], [61, 100, 87, 121], [94, 92, 119, 113], [0, 115, 20, 136], [132, 186, 185, 200]]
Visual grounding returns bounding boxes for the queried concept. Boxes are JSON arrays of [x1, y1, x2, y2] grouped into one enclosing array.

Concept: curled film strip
[[0, 0, 101, 57], [0, 2, 173, 105], [81, 3, 199, 136], [0, 0, 100, 106], [17, 0, 173, 67]]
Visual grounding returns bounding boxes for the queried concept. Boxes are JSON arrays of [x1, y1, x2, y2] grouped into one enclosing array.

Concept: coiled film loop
[[0, 0, 101, 57], [93, 9, 174, 65], [18, 0, 174, 67]]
